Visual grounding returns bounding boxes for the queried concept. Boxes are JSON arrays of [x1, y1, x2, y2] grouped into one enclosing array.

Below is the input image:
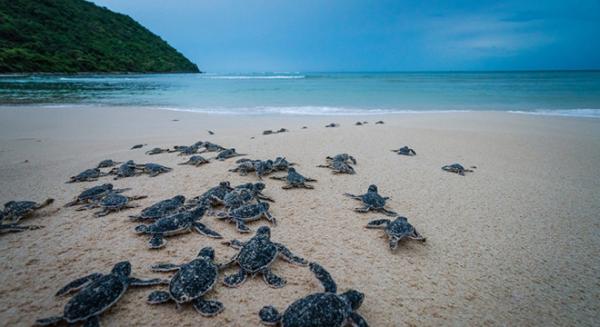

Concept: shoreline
[[1, 108, 599, 326]]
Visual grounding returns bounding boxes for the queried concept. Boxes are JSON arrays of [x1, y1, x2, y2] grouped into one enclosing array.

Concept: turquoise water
[[1, 71, 600, 117]]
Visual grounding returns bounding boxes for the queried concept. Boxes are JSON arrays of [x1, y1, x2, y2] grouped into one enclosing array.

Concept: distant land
[[0, 0, 200, 73]]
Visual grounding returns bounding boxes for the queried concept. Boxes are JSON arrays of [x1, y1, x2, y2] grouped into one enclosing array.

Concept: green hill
[[0, 0, 200, 73]]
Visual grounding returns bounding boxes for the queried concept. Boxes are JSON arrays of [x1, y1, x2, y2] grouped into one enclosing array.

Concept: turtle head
[[288, 167, 296, 173], [396, 216, 408, 223], [256, 226, 271, 239], [341, 289, 364, 310], [190, 206, 206, 219], [112, 261, 132, 277], [173, 195, 185, 203], [102, 183, 113, 190], [254, 182, 266, 191], [259, 202, 270, 211], [367, 184, 378, 193], [219, 181, 231, 188], [197, 247, 215, 260]]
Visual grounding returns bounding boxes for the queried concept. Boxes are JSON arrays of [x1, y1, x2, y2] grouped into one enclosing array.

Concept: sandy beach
[[0, 107, 599, 326]]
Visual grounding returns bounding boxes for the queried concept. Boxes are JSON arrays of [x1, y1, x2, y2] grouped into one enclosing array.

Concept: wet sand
[[0, 107, 599, 326]]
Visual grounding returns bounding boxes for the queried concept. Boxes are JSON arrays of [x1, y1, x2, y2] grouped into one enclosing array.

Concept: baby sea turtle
[[222, 189, 254, 210], [276, 128, 289, 133], [392, 146, 416, 156], [65, 184, 129, 207], [147, 247, 225, 317], [263, 130, 274, 135], [344, 184, 397, 216], [134, 207, 222, 249], [366, 217, 426, 250], [188, 181, 234, 207], [208, 130, 215, 135], [327, 153, 357, 165], [221, 226, 307, 288], [325, 123, 339, 128], [442, 163, 474, 176], [229, 160, 257, 176], [234, 182, 274, 202], [179, 155, 210, 167], [375, 120, 384, 124], [270, 167, 317, 189], [317, 160, 356, 174], [136, 163, 172, 177], [80, 192, 147, 217], [259, 262, 367, 326], [272, 157, 295, 171], [129, 195, 186, 221], [2, 198, 54, 224], [145, 147, 172, 155], [355, 121, 363, 126], [67, 168, 107, 183], [35, 261, 167, 327], [200, 142, 226, 153], [97, 159, 121, 168], [215, 202, 276, 233], [131, 144, 145, 149], [173, 145, 199, 156], [215, 148, 246, 161], [110, 160, 138, 179]]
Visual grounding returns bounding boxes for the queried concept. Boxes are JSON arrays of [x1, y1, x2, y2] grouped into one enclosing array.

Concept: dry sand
[[0, 107, 599, 326]]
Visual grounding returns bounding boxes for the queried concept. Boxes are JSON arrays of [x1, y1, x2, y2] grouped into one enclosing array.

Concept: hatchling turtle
[[131, 144, 145, 149], [276, 128, 289, 133], [326, 153, 357, 165], [188, 181, 234, 207], [179, 155, 210, 167], [67, 168, 107, 183], [2, 198, 54, 224], [325, 123, 339, 128], [221, 226, 307, 288], [263, 130, 274, 135], [147, 247, 225, 317], [366, 217, 426, 250], [272, 157, 295, 171], [270, 168, 317, 189], [173, 145, 199, 156], [355, 121, 363, 126], [145, 147, 171, 155], [129, 195, 186, 221], [214, 202, 276, 233], [200, 142, 226, 153], [344, 184, 397, 216], [234, 182, 274, 202], [79, 192, 147, 217], [208, 130, 215, 135], [135, 206, 222, 249], [221, 189, 254, 210], [317, 160, 355, 174], [229, 160, 257, 176], [136, 163, 172, 177], [392, 146, 416, 156], [65, 184, 129, 207], [97, 159, 121, 168], [442, 163, 474, 176], [110, 160, 138, 179], [215, 148, 246, 161], [259, 262, 367, 326], [375, 120, 384, 124], [35, 261, 167, 327]]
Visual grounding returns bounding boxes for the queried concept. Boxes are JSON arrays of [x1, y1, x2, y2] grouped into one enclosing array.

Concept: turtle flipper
[[262, 268, 286, 288], [55, 273, 103, 296], [151, 263, 182, 272], [147, 290, 172, 304], [302, 184, 314, 189], [223, 268, 247, 288], [379, 208, 397, 217], [192, 222, 222, 238], [192, 298, 224, 317], [309, 262, 337, 293], [343, 193, 361, 200], [222, 239, 245, 249], [366, 219, 391, 229], [149, 233, 166, 249], [259, 306, 282, 325], [235, 219, 251, 233], [275, 243, 307, 266], [129, 277, 168, 287], [354, 206, 371, 213], [349, 312, 369, 327], [83, 316, 99, 327], [33, 316, 64, 326]]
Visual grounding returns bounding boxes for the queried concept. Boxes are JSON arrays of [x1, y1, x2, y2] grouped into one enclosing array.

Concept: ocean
[[1, 71, 600, 117]]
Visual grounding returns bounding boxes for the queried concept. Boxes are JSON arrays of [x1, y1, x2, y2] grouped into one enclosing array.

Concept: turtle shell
[[145, 212, 192, 234], [78, 184, 113, 201], [139, 196, 184, 219], [281, 293, 349, 327], [169, 258, 218, 303], [4, 201, 37, 217], [75, 169, 101, 180], [100, 194, 128, 209], [230, 203, 263, 219], [238, 237, 278, 272], [388, 218, 415, 238], [362, 192, 386, 208], [63, 274, 128, 323]]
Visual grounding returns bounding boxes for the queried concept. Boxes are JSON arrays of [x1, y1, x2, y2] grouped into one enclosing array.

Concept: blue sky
[[92, 0, 600, 72]]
